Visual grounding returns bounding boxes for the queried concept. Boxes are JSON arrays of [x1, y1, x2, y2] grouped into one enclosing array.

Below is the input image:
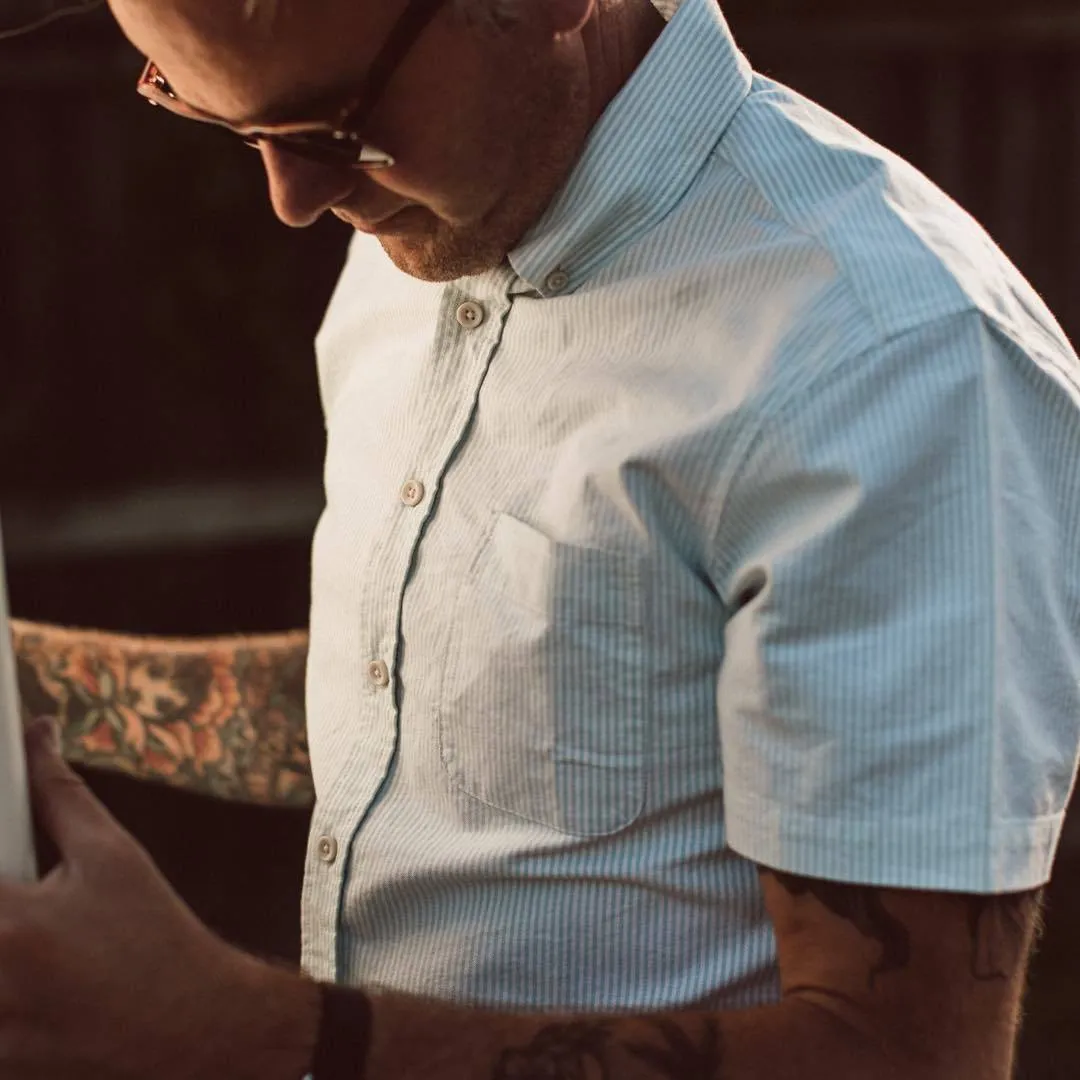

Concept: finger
[[23, 718, 121, 857]]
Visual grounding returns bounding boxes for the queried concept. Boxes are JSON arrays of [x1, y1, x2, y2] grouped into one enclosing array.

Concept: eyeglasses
[[136, 0, 449, 169]]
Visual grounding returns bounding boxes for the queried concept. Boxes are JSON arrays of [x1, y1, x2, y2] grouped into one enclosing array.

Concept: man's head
[[109, 0, 660, 281]]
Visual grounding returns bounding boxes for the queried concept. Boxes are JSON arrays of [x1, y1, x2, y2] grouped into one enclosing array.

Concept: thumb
[[24, 718, 117, 856]]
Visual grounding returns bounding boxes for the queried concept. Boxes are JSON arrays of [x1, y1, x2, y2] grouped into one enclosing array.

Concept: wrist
[[223, 952, 323, 1080], [307, 980, 374, 1080]]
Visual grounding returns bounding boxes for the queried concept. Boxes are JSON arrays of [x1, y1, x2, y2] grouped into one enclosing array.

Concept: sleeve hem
[[725, 790, 1063, 893]]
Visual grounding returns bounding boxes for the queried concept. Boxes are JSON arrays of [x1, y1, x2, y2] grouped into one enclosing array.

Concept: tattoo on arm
[[495, 1023, 614, 1080], [12, 623, 313, 807], [623, 1018, 724, 1079], [494, 1017, 723, 1080], [773, 873, 1044, 991], [772, 872, 910, 989]]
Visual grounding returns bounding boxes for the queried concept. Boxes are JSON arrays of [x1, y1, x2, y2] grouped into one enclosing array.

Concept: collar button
[[544, 269, 570, 294], [455, 301, 486, 329]]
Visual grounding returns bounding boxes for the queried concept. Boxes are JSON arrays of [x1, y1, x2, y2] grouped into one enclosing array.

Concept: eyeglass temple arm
[[353, 0, 451, 113]]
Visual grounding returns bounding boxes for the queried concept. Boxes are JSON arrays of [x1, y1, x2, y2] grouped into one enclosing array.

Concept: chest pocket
[[438, 513, 649, 836]]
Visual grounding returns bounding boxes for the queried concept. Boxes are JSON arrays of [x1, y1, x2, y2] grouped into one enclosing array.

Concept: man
[[4, 0, 1079, 1076]]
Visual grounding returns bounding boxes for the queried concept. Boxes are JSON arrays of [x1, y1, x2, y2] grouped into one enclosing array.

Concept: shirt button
[[456, 301, 486, 329], [368, 659, 391, 688], [317, 836, 338, 864], [400, 479, 426, 507], [545, 269, 570, 293]]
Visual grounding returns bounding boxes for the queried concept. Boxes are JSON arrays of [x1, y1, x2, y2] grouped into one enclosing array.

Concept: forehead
[[109, 0, 396, 117]]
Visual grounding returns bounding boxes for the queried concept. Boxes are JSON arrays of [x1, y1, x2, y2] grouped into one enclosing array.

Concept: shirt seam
[[713, 101, 986, 345], [727, 785, 1064, 831]]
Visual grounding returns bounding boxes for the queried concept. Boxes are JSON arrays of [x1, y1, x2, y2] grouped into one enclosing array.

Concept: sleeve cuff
[[725, 788, 1065, 893]]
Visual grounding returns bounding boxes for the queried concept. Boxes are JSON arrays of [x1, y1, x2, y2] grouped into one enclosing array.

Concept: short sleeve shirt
[[300, 0, 1080, 1010]]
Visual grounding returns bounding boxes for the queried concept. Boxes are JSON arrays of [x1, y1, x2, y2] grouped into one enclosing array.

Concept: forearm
[[366, 993, 915, 1080], [11, 619, 313, 808], [281, 984, 918, 1080]]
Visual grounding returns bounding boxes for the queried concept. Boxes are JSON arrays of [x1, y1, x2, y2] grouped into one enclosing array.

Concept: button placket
[[302, 273, 518, 990]]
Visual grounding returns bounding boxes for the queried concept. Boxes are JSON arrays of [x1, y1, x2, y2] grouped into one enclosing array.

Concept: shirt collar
[[508, 0, 752, 297]]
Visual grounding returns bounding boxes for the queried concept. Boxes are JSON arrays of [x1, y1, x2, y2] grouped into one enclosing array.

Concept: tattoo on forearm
[[13, 627, 313, 807], [967, 892, 1042, 982], [774, 873, 1043, 991], [495, 1023, 613, 1080], [624, 1018, 724, 1079], [494, 1017, 724, 1080], [772, 873, 910, 988]]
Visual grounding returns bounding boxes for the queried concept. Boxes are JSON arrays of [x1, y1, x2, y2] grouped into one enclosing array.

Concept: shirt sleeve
[[713, 308, 1080, 894]]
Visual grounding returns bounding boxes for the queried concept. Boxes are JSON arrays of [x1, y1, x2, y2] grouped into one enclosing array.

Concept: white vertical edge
[[0, 514, 38, 882]]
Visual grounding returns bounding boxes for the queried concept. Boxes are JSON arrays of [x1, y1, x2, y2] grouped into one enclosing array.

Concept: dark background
[[2, 1, 1078, 1074]]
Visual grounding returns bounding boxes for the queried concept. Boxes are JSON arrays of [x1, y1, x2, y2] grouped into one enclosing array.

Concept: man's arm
[[10, 619, 312, 808], [271, 876, 1042, 1080]]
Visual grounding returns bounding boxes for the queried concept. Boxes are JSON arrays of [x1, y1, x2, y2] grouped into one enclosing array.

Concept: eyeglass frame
[[136, 0, 450, 169]]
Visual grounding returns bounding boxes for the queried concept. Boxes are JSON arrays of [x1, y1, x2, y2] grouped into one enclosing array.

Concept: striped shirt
[[300, 0, 1080, 1010]]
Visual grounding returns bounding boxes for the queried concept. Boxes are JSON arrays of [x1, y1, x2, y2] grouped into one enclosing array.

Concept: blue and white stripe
[[300, 0, 1080, 1010]]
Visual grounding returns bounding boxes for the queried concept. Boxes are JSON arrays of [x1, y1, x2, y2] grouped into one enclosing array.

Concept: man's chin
[[369, 212, 508, 283]]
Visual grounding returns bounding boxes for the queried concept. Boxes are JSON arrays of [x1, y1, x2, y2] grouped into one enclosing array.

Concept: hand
[[0, 719, 320, 1080]]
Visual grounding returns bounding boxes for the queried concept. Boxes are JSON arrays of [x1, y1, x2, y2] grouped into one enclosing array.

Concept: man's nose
[[259, 142, 358, 228]]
